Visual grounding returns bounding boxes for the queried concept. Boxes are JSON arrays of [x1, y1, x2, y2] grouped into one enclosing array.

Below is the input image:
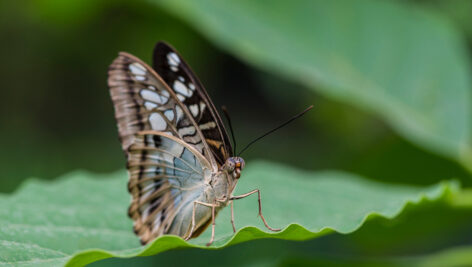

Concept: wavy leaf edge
[[63, 180, 459, 267]]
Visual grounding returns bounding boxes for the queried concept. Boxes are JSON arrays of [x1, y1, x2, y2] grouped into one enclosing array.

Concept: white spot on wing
[[144, 102, 157, 110], [177, 94, 185, 101], [161, 90, 170, 98], [141, 89, 160, 104], [164, 110, 174, 121], [189, 104, 199, 117], [135, 75, 146, 81], [167, 52, 180, 66], [174, 81, 192, 97], [199, 102, 206, 113], [199, 121, 216, 130], [141, 89, 161, 103], [179, 126, 196, 136], [141, 89, 169, 104], [149, 113, 166, 130], [170, 66, 178, 72], [175, 106, 183, 122], [129, 63, 146, 75], [178, 76, 185, 82], [189, 83, 196, 91]]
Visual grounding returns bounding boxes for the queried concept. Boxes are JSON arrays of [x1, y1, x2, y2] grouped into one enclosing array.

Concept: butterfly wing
[[108, 51, 221, 243], [128, 131, 212, 244], [153, 42, 233, 166], [108, 52, 217, 167]]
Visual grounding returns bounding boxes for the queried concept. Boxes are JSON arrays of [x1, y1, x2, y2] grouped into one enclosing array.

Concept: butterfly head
[[223, 157, 245, 179]]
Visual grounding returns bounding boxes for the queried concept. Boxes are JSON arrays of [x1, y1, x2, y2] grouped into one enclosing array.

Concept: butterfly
[[107, 42, 281, 246]]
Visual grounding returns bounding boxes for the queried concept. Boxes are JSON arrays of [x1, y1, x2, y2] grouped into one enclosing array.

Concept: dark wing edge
[[153, 42, 233, 165]]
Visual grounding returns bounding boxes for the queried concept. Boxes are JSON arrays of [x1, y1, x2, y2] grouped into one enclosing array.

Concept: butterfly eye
[[223, 158, 236, 172]]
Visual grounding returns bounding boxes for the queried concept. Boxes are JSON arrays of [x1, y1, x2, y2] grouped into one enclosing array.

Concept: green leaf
[[94, 202, 472, 266], [154, 0, 472, 169], [0, 161, 458, 266], [92, 239, 472, 267], [330, 199, 472, 257]]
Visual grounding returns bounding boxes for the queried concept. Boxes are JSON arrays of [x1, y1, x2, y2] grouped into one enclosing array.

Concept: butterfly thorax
[[206, 157, 245, 204]]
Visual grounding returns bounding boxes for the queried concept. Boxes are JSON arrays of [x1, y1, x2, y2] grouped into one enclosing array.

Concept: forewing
[[108, 52, 215, 166], [127, 131, 212, 244], [153, 42, 233, 166]]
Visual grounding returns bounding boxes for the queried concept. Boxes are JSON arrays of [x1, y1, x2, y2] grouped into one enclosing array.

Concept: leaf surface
[[0, 161, 458, 266]]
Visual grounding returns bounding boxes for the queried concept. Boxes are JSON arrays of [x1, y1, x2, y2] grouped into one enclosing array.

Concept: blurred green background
[[1, 0, 472, 266]]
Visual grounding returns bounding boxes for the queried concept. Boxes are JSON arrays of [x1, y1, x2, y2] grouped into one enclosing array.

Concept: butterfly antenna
[[222, 106, 237, 155], [237, 105, 314, 157]]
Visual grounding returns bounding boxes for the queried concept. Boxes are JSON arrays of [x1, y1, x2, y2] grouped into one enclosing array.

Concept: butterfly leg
[[230, 200, 236, 233], [231, 189, 280, 232], [207, 201, 218, 246], [185, 200, 219, 242]]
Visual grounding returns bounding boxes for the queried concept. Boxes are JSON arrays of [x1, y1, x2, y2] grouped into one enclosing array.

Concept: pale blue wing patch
[[127, 131, 210, 244]]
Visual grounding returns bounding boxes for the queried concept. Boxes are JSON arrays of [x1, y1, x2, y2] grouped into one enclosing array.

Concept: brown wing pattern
[[127, 131, 210, 244], [108, 51, 218, 244], [153, 42, 233, 166], [108, 52, 214, 164]]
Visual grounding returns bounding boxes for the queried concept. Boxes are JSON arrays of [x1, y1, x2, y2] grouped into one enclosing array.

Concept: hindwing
[[127, 131, 211, 244]]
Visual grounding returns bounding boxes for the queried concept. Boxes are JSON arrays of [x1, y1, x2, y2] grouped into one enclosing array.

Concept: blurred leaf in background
[[155, 0, 472, 170], [0, 0, 472, 266]]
